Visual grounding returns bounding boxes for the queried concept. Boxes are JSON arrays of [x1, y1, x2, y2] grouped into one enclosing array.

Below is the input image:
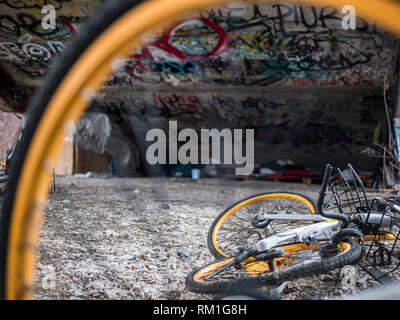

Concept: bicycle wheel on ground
[[207, 192, 317, 259], [187, 239, 362, 295]]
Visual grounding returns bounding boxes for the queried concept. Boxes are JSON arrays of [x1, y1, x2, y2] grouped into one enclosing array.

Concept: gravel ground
[[33, 175, 400, 300]]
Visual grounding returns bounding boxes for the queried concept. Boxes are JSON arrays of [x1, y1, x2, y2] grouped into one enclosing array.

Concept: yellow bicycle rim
[[211, 193, 316, 257], [6, 0, 400, 299]]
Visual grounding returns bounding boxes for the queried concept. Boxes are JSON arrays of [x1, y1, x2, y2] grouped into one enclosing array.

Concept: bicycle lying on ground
[[186, 164, 400, 294]]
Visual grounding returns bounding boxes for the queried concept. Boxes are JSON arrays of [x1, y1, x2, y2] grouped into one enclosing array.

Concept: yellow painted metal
[[193, 242, 352, 282], [193, 258, 235, 283], [6, 0, 400, 299]]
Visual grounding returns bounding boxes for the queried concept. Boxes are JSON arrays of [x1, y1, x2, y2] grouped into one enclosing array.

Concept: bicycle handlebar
[[317, 164, 349, 228]]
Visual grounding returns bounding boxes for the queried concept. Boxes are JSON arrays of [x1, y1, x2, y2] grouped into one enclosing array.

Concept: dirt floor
[[33, 175, 400, 300]]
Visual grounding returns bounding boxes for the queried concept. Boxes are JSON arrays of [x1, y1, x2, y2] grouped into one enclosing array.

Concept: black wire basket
[[358, 198, 400, 279], [323, 163, 369, 215], [322, 164, 400, 280]]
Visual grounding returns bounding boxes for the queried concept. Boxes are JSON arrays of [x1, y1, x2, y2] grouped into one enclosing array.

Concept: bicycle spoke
[[212, 195, 315, 257]]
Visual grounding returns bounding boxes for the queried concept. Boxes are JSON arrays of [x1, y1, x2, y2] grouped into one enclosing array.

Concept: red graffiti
[[61, 17, 76, 33], [132, 17, 228, 61], [151, 93, 206, 124]]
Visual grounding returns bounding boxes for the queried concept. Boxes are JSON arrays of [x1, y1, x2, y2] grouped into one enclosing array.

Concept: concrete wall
[[0, 0, 94, 86], [106, 4, 393, 89], [0, 2, 394, 88], [0, 1, 397, 172], [89, 89, 383, 171]]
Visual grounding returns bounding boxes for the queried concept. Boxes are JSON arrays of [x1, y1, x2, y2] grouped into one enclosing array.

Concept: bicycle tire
[[186, 239, 362, 294], [207, 192, 317, 259], [0, 0, 400, 300]]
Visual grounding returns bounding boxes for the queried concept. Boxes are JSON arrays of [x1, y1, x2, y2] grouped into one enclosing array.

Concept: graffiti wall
[[88, 90, 383, 171], [0, 1, 395, 88], [0, 0, 95, 86], [0, 1, 395, 171], [108, 3, 394, 89]]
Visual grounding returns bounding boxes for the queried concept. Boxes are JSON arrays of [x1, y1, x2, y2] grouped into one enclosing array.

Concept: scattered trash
[[74, 112, 140, 176], [191, 168, 201, 180], [202, 164, 218, 177], [71, 172, 109, 178], [169, 164, 192, 178]]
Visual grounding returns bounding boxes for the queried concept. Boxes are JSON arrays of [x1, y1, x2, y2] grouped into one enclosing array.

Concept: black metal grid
[[323, 164, 369, 216], [360, 198, 400, 281], [322, 164, 400, 282]]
